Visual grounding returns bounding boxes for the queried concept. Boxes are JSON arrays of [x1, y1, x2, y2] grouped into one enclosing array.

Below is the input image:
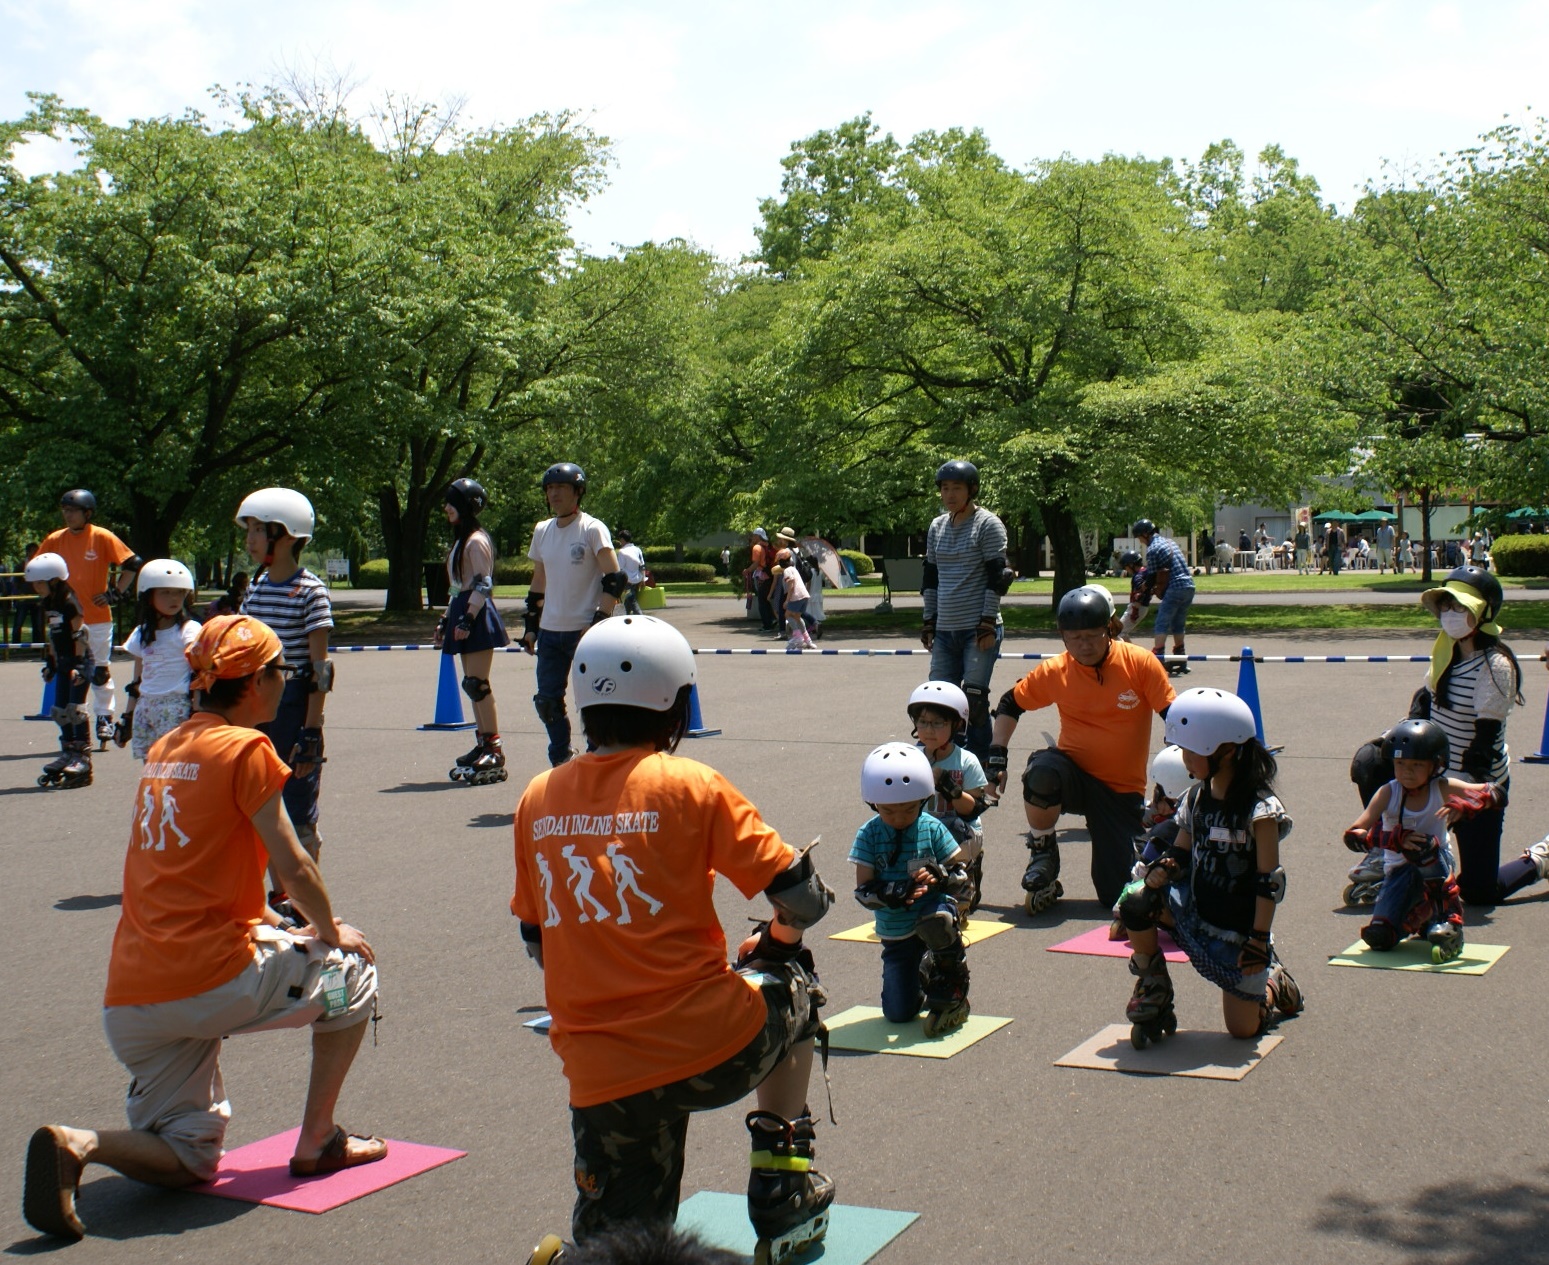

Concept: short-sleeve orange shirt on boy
[[38, 524, 135, 627], [105, 713, 292, 1007], [512, 749, 794, 1108]]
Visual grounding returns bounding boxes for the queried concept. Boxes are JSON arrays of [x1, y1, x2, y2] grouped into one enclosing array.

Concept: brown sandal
[[288, 1126, 388, 1177], [23, 1126, 86, 1241]]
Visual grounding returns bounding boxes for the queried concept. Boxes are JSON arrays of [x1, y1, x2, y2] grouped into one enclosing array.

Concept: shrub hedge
[[1488, 534, 1549, 578], [353, 558, 716, 589]]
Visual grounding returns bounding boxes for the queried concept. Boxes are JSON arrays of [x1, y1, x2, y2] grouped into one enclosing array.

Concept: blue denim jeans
[[1153, 590, 1194, 639], [1373, 845, 1453, 928], [535, 628, 585, 766], [929, 625, 1002, 760], [879, 933, 929, 1023]]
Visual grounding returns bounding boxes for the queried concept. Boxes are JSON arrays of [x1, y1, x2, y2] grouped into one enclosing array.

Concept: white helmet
[[1076, 583, 1115, 619], [24, 552, 68, 582], [571, 615, 696, 711], [1149, 745, 1194, 800], [137, 559, 196, 595], [908, 680, 969, 726], [1164, 688, 1257, 756], [861, 741, 935, 804], [234, 487, 315, 538]]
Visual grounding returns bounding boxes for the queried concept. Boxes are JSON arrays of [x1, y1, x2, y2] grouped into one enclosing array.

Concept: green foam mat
[[1328, 939, 1508, 974], [823, 1004, 1011, 1058], [677, 1189, 917, 1264]]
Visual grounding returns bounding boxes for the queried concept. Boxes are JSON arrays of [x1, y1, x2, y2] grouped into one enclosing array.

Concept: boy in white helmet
[[907, 680, 990, 910], [236, 488, 333, 867], [850, 741, 973, 1037], [512, 615, 835, 1262]]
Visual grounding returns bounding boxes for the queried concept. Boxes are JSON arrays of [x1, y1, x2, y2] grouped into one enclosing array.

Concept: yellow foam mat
[[828, 917, 1013, 946], [1055, 1023, 1282, 1080], [824, 1004, 1012, 1058], [1328, 939, 1508, 974]]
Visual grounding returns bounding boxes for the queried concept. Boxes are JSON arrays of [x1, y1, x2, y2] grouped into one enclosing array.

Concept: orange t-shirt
[[512, 749, 794, 1108], [38, 525, 134, 626], [105, 713, 292, 1007], [1010, 639, 1176, 795]]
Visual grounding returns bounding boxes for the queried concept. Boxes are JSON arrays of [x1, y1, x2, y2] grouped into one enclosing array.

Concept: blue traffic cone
[[1522, 688, 1549, 763], [686, 683, 721, 738], [418, 652, 477, 731], [1234, 644, 1266, 746], [24, 674, 55, 722]]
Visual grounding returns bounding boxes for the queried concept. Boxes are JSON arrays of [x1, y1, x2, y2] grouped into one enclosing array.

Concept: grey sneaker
[[1525, 836, 1549, 882]]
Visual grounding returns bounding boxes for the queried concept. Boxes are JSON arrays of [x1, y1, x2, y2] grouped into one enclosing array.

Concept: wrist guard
[[920, 618, 935, 649], [289, 727, 326, 767], [1239, 936, 1272, 972], [934, 771, 958, 800], [735, 919, 813, 972], [457, 613, 476, 634], [591, 608, 608, 625], [1445, 783, 1504, 818], [984, 744, 1009, 780], [102, 587, 125, 607], [40, 662, 56, 683], [124, 680, 141, 699], [523, 591, 544, 639], [1343, 828, 1370, 853], [519, 921, 544, 968]]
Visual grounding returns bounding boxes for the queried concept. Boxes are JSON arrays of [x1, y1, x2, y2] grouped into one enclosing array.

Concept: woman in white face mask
[[1411, 566, 1525, 905]]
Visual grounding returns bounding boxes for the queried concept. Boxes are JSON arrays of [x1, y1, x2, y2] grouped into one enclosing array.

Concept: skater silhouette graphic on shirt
[[137, 786, 157, 849], [535, 852, 562, 927], [606, 842, 664, 924], [562, 845, 612, 922], [158, 788, 192, 850]]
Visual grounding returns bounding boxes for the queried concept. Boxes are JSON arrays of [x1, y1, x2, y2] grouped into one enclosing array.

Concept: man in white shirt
[[521, 464, 623, 765], [615, 530, 647, 615]]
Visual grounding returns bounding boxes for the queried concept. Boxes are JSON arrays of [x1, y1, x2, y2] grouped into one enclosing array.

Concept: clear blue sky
[[4, 0, 1545, 259]]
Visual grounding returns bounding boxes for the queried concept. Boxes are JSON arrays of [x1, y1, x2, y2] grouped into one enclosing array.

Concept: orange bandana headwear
[[186, 614, 281, 692]]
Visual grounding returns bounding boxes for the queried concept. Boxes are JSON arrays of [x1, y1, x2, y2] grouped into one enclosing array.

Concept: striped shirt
[[240, 568, 332, 665], [1432, 647, 1515, 783], [923, 507, 1007, 631]]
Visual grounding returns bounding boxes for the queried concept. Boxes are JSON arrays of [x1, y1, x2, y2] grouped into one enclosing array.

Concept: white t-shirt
[[528, 512, 614, 631], [124, 619, 202, 697], [618, 543, 647, 585]]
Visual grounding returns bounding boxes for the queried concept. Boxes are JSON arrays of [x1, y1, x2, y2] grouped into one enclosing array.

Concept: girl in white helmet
[[118, 561, 202, 760], [1114, 688, 1302, 1046]]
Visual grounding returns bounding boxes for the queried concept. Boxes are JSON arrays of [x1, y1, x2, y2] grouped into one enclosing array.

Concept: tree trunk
[[1042, 501, 1087, 600], [1016, 512, 1040, 579], [1419, 488, 1434, 584], [379, 483, 428, 612]]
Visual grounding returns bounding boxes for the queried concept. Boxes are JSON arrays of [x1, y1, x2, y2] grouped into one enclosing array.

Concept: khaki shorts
[[102, 927, 377, 1180]]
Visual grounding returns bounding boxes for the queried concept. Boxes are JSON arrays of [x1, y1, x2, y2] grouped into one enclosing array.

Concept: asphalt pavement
[[3, 599, 1548, 1263]]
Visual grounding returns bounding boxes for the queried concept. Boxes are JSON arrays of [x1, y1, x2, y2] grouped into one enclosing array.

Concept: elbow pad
[[120, 555, 144, 575], [984, 555, 1014, 596], [1254, 867, 1287, 903], [993, 689, 1024, 721], [920, 560, 939, 592], [765, 844, 835, 930], [471, 573, 493, 597], [600, 570, 629, 599]]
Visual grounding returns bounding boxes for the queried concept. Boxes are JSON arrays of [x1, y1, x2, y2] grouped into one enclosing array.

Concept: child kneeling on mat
[[850, 742, 972, 1037], [1114, 688, 1302, 1046], [1343, 718, 1500, 963]]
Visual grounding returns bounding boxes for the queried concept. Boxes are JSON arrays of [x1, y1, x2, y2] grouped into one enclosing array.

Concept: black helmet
[[1056, 585, 1114, 631], [542, 463, 587, 497], [935, 460, 980, 494], [1119, 549, 1143, 569], [1130, 518, 1157, 539], [60, 489, 96, 515], [443, 477, 487, 518], [1443, 565, 1503, 624], [1385, 718, 1449, 768]]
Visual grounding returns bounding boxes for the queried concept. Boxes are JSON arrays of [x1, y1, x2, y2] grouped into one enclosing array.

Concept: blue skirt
[[442, 590, 511, 655]]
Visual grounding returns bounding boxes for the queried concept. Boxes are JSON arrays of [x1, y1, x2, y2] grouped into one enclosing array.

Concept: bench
[[876, 557, 925, 612]]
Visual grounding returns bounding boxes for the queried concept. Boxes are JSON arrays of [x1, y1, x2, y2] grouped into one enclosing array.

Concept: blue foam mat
[[676, 1190, 917, 1264]]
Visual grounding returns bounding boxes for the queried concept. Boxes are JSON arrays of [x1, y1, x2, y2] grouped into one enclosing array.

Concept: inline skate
[[1126, 949, 1177, 1049], [450, 734, 507, 785], [38, 742, 91, 789], [94, 714, 114, 751], [1342, 846, 1384, 906], [921, 947, 970, 1037], [1425, 917, 1464, 964], [747, 1110, 833, 1265], [1266, 960, 1304, 1019], [1021, 831, 1062, 915]]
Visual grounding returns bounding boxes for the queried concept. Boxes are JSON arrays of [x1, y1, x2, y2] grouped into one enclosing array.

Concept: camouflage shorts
[[569, 961, 819, 1243]]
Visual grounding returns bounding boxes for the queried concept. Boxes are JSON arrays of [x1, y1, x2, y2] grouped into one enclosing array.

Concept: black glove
[[113, 714, 133, 748], [984, 744, 1009, 782], [935, 771, 958, 800], [288, 727, 326, 769], [591, 609, 609, 625], [102, 587, 125, 607], [40, 661, 56, 683], [920, 618, 935, 650]]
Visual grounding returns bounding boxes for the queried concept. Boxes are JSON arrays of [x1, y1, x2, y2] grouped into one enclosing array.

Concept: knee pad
[[461, 674, 492, 703], [533, 692, 566, 725], [91, 664, 110, 686], [1117, 879, 1166, 931], [1022, 756, 1064, 809], [964, 683, 991, 731], [915, 904, 959, 951], [1360, 918, 1400, 951]]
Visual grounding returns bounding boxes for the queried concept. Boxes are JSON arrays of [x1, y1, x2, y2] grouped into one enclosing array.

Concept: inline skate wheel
[[1023, 881, 1063, 916], [1431, 943, 1462, 965], [526, 1233, 566, 1265], [37, 774, 51, 787], [754, 1208, 830, 1265]]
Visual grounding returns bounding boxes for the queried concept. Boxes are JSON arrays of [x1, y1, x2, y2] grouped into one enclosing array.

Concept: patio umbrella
[[1505, 506, 1548, 519], [1351, 509, 1393, 522]]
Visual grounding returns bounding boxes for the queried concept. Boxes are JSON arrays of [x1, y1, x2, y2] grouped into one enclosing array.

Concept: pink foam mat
[[1047, 924, 1187, 963], [196, 1127, 465, 1213]]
